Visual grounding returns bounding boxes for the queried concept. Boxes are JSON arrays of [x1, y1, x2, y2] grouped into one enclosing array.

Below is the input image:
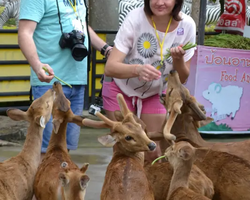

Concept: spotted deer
[[34, 82, 90, 200], [82, 93, 156, 200], [0, 87, 55, 200]]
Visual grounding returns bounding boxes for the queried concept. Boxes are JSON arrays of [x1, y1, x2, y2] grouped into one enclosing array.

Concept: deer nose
[[170, 70, 176, 75], [148, 142, 156, 151], [54, 81, 60, 86]]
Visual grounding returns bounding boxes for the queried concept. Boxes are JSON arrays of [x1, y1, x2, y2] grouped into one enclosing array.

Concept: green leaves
[[160, 42, 197, 66]]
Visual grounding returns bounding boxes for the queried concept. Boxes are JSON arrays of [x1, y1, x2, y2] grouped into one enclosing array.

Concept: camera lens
[[72, 44, 88, 61]]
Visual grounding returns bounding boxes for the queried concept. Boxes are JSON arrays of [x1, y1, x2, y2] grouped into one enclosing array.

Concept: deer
[[165, 141, 211, 200], [150, 69, 250, 163], [145, 70, 250, 199], [82, 93, 156, 200], [0, 87, 55, 200], [112, 110, 214, 200], [33, 81, 90, 200]]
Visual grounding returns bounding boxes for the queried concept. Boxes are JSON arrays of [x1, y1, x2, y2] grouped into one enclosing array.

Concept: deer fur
[[34, 82, 90, 200], [82, 93, 156, 200], [194, 144, 250, 200], [165, 141, 211, 200], [0, 87, 55, 200]]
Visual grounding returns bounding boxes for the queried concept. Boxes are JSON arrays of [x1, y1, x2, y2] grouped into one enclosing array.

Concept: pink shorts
[[102, 80, 166, 114]]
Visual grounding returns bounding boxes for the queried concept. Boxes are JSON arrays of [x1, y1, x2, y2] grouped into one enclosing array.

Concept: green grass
[[204, 33, 250, 50]]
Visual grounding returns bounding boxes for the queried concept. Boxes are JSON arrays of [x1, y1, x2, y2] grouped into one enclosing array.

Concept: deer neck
[[167, 161, 192, 200], [47, 120, 68, 153], [172, 115, 207, 147], [113, 143, 144, 166], [19, 122, 44, 169]]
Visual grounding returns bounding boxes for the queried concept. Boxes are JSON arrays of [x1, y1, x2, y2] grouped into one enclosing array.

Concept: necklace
[[151, 16, 173, 65], [68, 0, 77, 17]]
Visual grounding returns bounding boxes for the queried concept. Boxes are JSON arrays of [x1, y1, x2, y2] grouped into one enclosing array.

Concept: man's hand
[[34, 63, 54, 83]]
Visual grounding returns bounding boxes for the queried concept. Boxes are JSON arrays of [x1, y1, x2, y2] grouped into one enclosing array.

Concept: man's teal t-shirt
[[19, 0, 89, 86]]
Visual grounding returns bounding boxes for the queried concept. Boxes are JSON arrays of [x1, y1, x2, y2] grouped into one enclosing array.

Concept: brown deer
[[154, 69, 250, 163], [0, 87, 55, 200], [147, 90, 250, 200], [82, 93, 156, 200], [145, 157, 214, 200], [112, 111, 214, 200], [34, 81, 90, 200], [165, 141, 212, 200]]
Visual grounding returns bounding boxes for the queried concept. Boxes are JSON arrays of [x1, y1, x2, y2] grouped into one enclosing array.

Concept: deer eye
[[125, 136, 133, 141]]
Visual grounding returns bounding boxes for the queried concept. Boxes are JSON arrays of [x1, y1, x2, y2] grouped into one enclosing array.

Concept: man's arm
[[88, 26, 112, 58], [18, 19, 54, 83]]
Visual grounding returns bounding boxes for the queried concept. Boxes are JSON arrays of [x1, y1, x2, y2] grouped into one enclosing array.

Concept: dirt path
[[0, 115, 28, 145]]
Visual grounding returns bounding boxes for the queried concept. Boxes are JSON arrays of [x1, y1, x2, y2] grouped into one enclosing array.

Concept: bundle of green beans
[[160, 42, 197, 65], [42, 67, 72, 88]]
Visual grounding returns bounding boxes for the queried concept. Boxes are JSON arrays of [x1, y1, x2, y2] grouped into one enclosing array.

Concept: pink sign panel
[[185, 45, 250, 134]]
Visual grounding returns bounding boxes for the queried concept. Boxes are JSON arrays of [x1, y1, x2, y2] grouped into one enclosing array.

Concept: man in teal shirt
[[18, 0, 112, 154]]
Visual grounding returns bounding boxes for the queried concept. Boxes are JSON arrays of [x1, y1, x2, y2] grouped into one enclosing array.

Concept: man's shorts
[[32, 85, 85, 153]]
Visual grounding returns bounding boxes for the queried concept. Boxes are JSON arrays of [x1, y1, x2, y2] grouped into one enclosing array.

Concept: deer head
[[165, 141, 196, 167], [164, 141, 208, 167], [52, 81, 84, 133], [160, 70, 207, 142], [6, 87, 55, 128], [58, 162, 90, 200], [82, 93, 156, 152]]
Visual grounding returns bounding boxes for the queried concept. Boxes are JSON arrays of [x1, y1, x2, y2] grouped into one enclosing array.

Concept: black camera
[[59, 30, 89, 61], [88, 96, 104, 116]]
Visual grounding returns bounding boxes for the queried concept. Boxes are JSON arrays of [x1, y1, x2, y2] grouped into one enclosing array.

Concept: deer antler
[[163, 100, 183, 142], [95, 112, 118, 128], [117, 93, 130, 116]]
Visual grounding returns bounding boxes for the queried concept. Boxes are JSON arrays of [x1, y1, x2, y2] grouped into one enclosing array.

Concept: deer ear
[[34, 116, 46, 128], [80, 163, 89, 173], [6, 108, 29, 121], [200, 117, 214, 127], [195, 148, 209, 162], [80, 175, 90, 190], [98, 134, 116, 147], [178, 146, 193, 160], [52, 119, 62, 134], [59, 172, 69, 186]]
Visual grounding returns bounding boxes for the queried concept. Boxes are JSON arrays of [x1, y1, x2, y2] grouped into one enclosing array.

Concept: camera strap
[[55, 0, 63, 34]]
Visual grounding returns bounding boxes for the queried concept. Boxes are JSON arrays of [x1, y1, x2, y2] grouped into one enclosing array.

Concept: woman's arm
[[105, 46, 161, 81]]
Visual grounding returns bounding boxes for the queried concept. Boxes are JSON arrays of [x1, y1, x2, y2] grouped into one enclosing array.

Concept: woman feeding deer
[[103, 0, 197, 162]]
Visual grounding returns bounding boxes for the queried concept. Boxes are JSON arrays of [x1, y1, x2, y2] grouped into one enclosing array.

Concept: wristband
[[101, 44, 109, 56]]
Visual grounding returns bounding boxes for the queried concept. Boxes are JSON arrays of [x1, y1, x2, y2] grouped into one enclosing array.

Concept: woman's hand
[[170, 45, 185, 60], [135, 64, 161, 82]]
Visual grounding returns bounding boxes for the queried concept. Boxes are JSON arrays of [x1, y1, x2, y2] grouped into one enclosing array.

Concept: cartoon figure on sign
[[202, 83, 243, 120]]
